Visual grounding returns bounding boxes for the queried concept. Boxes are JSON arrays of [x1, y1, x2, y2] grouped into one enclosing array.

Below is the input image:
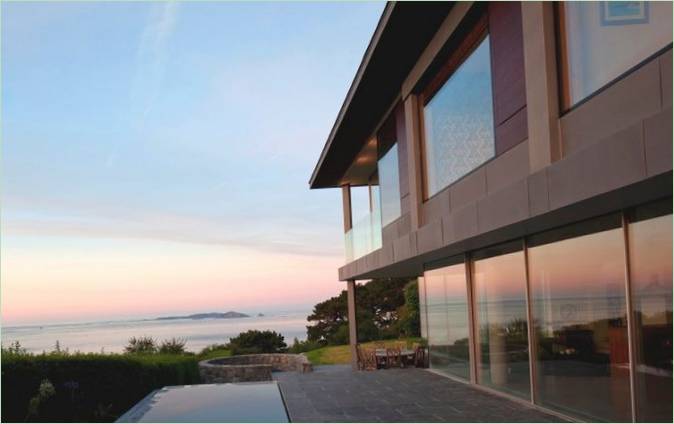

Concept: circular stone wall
[[199, 353, 313, 383]]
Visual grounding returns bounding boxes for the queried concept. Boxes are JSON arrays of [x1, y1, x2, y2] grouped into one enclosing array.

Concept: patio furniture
[[356, 345, 365, 370], [386, 347, 402, 368], [374, 348, 388, 369], [414, 345, 427, 368], [360, 347, 378, 371]]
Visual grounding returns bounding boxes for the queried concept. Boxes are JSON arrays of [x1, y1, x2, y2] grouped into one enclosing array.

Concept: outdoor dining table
[[374, 348, 416, 367]]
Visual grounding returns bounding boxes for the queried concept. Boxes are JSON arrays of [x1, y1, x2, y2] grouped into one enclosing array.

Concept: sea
[[1, 311, 312, 354]]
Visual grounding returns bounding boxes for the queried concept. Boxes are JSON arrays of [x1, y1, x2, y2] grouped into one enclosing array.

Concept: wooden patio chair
[[355, 344, 365, 370], [363, 348, 377, 371], [374, 348, 388, 369], [386, 347, 402, 368], [414, 344, 426, 368]]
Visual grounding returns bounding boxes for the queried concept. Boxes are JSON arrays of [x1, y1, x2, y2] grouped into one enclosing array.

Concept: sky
[[1, 0, 385, 325]]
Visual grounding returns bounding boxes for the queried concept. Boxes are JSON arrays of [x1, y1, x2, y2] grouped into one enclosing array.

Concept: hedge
[[1, 352, 200, 422]]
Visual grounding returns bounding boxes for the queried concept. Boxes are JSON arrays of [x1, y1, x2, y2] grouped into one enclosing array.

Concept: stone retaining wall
[[199, 353, 313, 383]]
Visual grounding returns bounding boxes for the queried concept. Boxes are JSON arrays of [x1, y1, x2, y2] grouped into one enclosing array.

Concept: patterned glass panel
[[423, 35, 494, 198]]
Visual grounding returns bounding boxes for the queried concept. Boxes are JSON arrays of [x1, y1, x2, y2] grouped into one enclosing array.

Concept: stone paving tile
[[275, 365, 566, 423]]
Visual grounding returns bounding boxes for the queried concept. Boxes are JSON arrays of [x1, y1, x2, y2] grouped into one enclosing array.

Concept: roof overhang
[[309, 1, 455, 189]]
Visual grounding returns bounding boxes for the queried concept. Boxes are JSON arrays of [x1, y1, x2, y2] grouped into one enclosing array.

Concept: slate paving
[[275, 365, 566, 423]]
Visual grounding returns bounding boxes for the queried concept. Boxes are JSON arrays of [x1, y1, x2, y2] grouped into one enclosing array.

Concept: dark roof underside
[[309, 1, 454, 189]]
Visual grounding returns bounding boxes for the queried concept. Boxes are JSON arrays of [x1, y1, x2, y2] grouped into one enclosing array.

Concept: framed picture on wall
[[600, 1, 649, 26]]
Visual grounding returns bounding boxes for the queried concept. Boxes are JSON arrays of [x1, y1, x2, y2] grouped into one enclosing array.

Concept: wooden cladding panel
[[489, 1, 527, 125], [488, 1, 528, 154]]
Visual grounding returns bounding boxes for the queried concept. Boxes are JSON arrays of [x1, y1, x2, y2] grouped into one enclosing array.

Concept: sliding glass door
[[472, 243, 530, 399], [527, 218, 631, 422], [424, 261, 471, 380], [628, 210, 673, 422]]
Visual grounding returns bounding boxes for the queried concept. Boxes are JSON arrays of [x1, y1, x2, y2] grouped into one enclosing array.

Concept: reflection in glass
[[559, 1, 672, 108], [422, 35, 494, 197], [629, 214, 673, 422], [378, 145, 401, 227], [529, 228, 632, 422], [424, 262, 471, 379], [473, 250, 530, 399]]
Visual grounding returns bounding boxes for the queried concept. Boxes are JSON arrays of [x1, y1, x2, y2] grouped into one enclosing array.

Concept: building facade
[[309, 2, 672, 422]]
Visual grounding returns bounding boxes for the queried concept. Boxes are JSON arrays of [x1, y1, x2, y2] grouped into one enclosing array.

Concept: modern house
[[309, 1, 672, 422]]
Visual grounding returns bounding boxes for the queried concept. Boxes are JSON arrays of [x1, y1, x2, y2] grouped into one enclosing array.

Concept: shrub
[[158, 338, 187, 354], [1, 352, 200, 422], [227, 330, 287, 355], [124, 336, 157, 354], [288, 337, 325, 353], [2, 340, 27, 355], [26, 379, 56, 421]]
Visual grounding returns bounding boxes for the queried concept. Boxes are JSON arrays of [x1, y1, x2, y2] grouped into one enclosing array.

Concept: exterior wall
[[339, 2, 672, 282], [331, 2, 671, 423]]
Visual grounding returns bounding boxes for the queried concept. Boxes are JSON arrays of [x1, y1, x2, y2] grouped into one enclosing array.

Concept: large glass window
[[473, 245, 531, 399], [628, 211, 673, 422], [559, 1, 673, 108], [378, 145, 401, 227], [422, 35, 494, 198], [424, 261, 471, 380], [528, 220, 632, 422]]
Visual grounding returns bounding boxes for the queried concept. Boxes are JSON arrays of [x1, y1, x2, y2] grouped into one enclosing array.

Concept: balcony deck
[[276, 365, 566, 423]]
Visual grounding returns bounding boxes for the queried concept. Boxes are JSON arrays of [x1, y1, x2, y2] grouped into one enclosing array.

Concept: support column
[[521, 1, 562, 172], [346, 279, 359, 371], [341, 185, 352, 232], [403, 94, 423, 230]]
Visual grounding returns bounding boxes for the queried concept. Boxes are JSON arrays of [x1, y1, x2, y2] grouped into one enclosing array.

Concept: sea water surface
[[1, 311, 311, 354]]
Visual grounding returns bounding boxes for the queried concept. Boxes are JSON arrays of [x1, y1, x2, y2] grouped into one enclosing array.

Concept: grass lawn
[[304, 338, 421, 365]]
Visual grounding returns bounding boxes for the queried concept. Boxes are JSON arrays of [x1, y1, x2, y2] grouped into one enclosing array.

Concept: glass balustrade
[[344, 210, 382, 262]]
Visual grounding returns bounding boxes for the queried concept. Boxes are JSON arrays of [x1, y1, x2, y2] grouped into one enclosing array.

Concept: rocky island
[[155, 311, 250, 320]]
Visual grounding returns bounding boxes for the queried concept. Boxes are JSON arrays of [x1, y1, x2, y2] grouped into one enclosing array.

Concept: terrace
[[276, 365, 566, 423]]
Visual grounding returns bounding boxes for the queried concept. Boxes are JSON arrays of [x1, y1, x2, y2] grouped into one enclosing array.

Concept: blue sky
[[1, 1, 384, 324]]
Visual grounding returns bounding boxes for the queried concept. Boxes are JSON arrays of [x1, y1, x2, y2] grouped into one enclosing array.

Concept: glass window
[[422, 35, 494, 198], [473, 246, 531, 399], [378, 145, 401, 227], [424, 262, 471, 379], [528, 226, 632, 422], [628, 213, 673, 422], [559, 1, 673, 108]]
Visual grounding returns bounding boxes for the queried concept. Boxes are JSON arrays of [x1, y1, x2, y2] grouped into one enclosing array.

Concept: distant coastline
[[155, 311, 250, 321]]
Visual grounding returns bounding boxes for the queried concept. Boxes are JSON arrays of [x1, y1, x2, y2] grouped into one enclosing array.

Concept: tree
[[227, 330, 287, 355], [397, 280, 421, 337], [306, 292, 347, 344], [306, 277, 418, 344]]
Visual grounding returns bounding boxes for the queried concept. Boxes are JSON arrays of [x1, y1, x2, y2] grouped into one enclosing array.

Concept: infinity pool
[[116, 382, 289, 423]]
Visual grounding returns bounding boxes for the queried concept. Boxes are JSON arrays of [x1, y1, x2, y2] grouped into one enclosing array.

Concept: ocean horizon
[[1, 310, 312, 354]]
